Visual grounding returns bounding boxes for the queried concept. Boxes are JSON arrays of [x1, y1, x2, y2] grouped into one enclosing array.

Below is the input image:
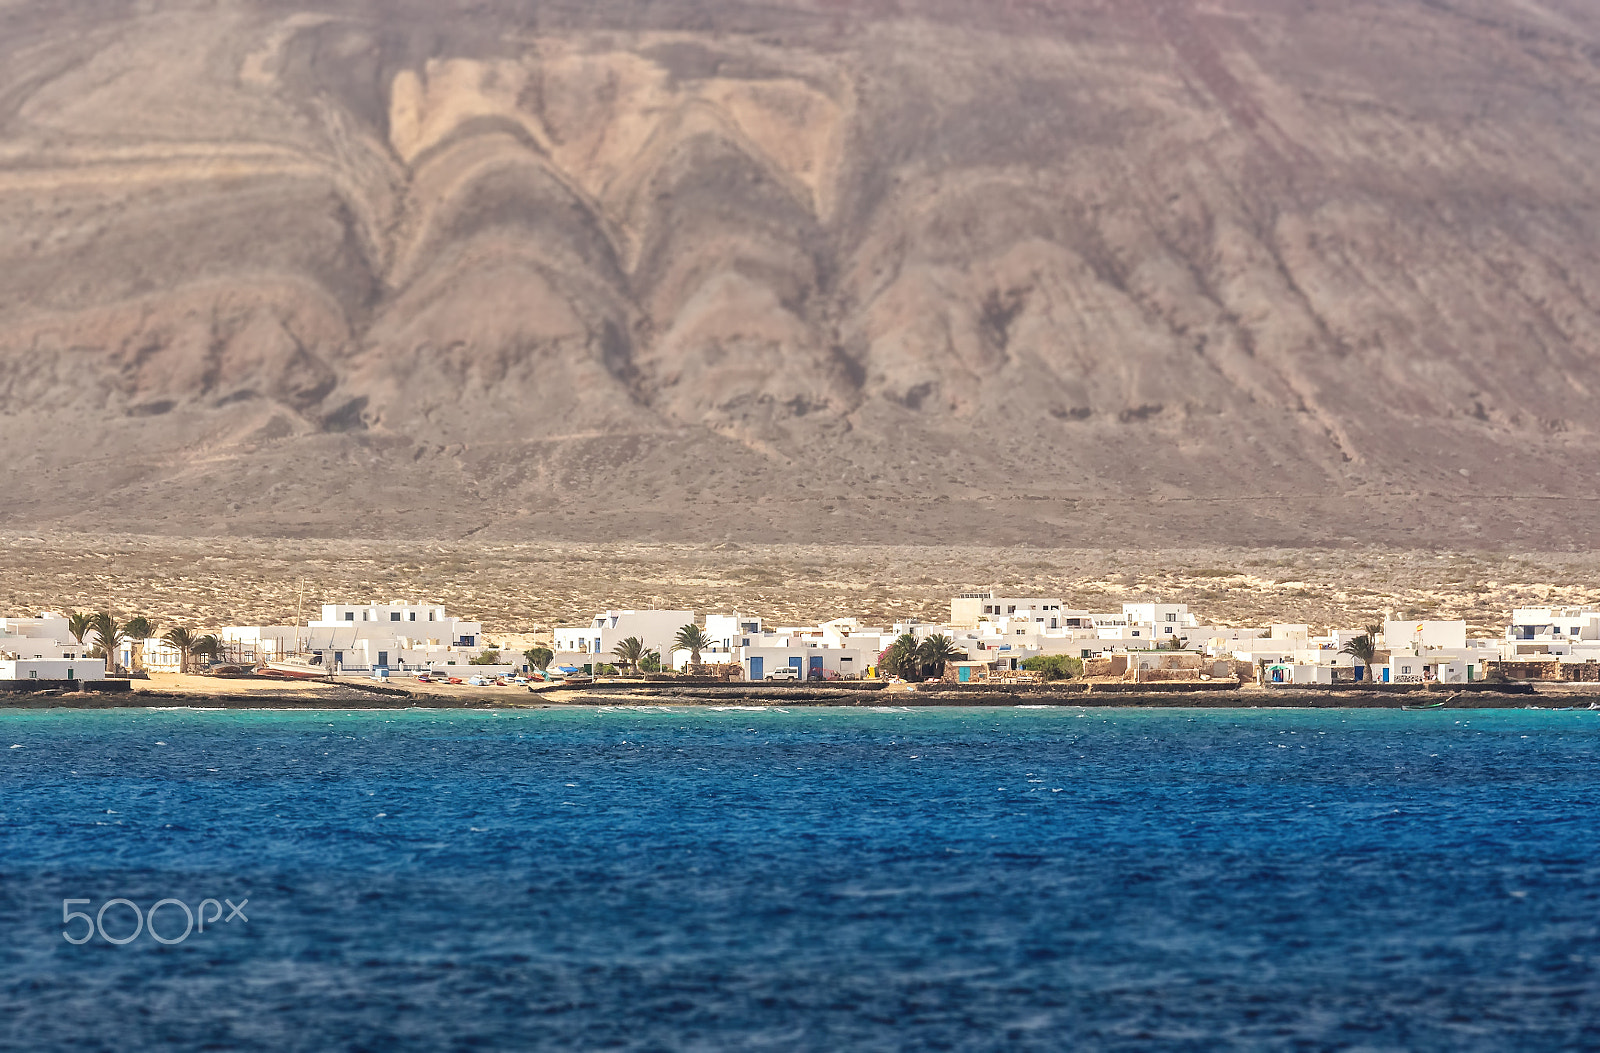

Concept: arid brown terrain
[[4, 533, 1597, 638], [4, 1, 1600, 546]]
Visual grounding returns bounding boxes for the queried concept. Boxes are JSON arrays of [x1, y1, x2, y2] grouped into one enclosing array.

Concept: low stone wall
[[0, 679, 129, 694]]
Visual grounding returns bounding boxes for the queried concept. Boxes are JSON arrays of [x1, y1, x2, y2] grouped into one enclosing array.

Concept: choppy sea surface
[[2, 706, 1598, 1051]]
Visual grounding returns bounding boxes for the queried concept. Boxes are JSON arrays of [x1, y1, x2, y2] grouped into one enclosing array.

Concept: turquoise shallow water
[[1, 705, 1598, 1050]]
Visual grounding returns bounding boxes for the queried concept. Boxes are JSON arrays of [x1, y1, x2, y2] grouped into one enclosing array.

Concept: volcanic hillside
[[3, 0, 1600, 545]]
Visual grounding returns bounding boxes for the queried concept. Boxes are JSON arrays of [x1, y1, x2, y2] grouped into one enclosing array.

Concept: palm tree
[[67, 612, 93, 657], [89, 611, 127, 671], [193, 635, 222, 669], [881, 632, 922, 681], [122, 616, 157, 672], [162, 627, 196, 674], [1340, 632, 1378, 682], [675, 624, 713, 667], [612, 636, 646, 674], [917, 634, 966, 680]]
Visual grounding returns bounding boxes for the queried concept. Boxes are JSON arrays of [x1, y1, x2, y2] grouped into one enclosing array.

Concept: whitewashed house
[[0, 614, 81, 661], [949, 593, 1066, 629], [0, 657, 107, 683], [217, 601, 487, 674], [553, 609, 694, 670]]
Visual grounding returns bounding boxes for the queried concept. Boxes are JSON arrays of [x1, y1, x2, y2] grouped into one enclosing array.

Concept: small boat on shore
[[256, 655, 333, 680], [540, 674, 594, 689]]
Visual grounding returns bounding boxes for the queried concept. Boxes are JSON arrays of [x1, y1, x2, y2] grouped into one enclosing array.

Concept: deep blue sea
[[2, 705, 1598, 1051]]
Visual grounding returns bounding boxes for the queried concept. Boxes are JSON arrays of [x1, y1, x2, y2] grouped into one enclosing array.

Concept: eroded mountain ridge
[[3, 0, 1599, 545]]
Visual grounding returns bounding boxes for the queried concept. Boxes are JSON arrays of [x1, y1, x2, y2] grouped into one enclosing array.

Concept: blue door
[[789, 657, 803, 674], [750, 657, 764, 680], [377, 651, 388, 669], [809, 656, 823, 678], [1382, 667, 1390, 683]]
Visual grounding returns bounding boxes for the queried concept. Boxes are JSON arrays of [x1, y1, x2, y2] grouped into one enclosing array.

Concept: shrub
[[469, 650, 502, 666], [1021, 655, 1083, 682]]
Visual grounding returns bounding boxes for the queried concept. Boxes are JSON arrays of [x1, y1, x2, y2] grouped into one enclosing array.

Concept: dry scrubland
[[2, 533, 1596, 638]]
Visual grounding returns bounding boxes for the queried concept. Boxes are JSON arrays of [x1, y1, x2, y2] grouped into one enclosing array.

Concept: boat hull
[[256, 661, 332, 680]]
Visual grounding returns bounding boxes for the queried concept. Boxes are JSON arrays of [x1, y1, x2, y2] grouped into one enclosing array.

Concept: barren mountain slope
[[3, 0, 1600, 546]]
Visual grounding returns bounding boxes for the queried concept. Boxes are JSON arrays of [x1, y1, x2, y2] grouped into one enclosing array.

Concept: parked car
[[765, 667, 801, 681]]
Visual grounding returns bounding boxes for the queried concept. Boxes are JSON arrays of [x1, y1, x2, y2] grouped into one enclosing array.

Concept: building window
[[362, 612, 369, 621], [345, 612, 355, 621], [390, 612, 401, 621], [409, 612, 417, 621], [1165, 627, 1174, 634], [1166, 613, 1176, 622], [1132, 631, 1141, 637]]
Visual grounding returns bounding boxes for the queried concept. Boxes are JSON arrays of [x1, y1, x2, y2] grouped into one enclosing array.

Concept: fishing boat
[[256, 654, 333, 680]]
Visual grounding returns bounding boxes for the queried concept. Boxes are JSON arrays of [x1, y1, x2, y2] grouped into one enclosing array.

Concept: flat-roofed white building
[[216, 601, 487, 674], [1384, 619, 1468, 653], [0, 658, 107, 682], [0, 613, 86, 661], [553, 610, 694, 666], [950, 592, 1066, 628], [742, 644, 879, 682]]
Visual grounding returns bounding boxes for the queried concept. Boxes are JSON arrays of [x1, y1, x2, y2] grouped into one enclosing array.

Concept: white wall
[[0, 658, 107, 682], [553, 610, 694, 663], [1384, 620, 1467, 652], [743, 646, 877, 680]]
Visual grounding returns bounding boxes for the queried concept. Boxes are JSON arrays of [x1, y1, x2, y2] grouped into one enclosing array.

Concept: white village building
[[213, 601, 487, 674], [0, 657, 107, 683], [552, 610, 694, 670]]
